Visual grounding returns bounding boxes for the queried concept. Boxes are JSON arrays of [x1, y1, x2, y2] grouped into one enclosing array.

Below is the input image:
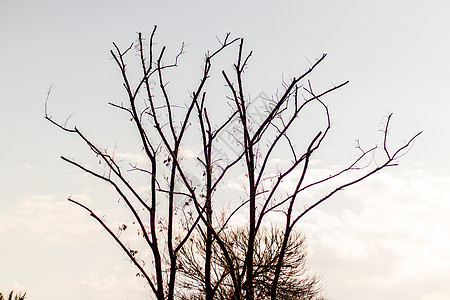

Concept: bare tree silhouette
[[45, 26, 421, 300]]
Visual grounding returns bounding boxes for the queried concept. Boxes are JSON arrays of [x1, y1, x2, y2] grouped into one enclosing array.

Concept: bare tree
[[45, 26, 421, 300]]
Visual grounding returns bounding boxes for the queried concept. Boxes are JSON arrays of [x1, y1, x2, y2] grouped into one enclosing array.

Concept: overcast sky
[[1, 1, 449, 299]]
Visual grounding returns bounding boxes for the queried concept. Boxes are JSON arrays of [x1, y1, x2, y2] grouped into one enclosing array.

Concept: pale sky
[[1, 1, 449, 299]]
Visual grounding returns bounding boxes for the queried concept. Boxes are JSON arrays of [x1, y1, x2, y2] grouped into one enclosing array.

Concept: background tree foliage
[[178, 226, 325, 299], [0, 291, 26, 300]]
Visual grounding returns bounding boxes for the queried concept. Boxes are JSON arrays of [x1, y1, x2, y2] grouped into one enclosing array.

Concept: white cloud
[[299, 168, 450, 300], [77, 259, 147, 299], [179, 144, 203, 159], [0, 193, 98, 243], [114, 152, 149, 164], [225, 178, 246, 191]]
